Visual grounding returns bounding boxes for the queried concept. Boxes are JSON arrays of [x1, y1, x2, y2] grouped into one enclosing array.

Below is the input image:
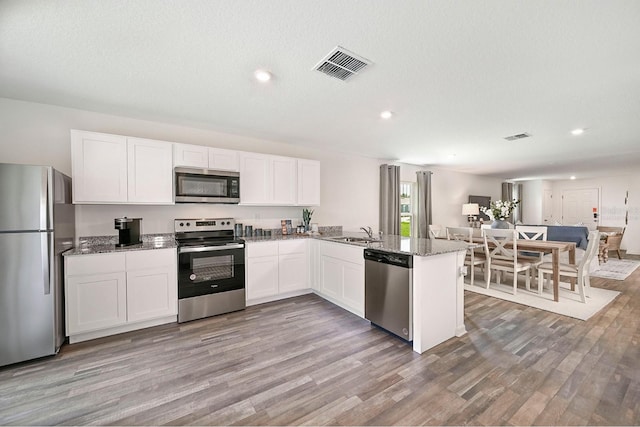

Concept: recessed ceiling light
[[571, 128, 584, 135], [380, 110, 393, 119], [254, 69, 272, 82], [570, 176, 576, 180]]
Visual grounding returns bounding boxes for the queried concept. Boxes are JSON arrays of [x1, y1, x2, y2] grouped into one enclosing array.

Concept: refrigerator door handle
[[40, 167, 49, 230], [42, 233, 51, 295]]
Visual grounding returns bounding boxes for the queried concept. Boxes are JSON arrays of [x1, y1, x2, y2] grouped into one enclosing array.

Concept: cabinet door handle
[[178, 244, 244, 254]]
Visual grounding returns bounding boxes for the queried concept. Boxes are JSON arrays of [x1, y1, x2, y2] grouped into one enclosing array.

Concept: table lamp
[[462, 203, 479, 227]]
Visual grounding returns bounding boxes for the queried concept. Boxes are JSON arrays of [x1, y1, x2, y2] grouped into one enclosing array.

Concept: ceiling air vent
[[313, 46, 372, 81], [504, 132, 532, 141]]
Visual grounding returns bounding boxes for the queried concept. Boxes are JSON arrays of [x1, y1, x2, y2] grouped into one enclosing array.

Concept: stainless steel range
[[175, 218, 245, 323]]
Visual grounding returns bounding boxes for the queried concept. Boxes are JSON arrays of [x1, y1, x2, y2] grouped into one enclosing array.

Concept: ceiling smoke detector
[[504, 132, 532, 141], [313, 46, 372, 81]]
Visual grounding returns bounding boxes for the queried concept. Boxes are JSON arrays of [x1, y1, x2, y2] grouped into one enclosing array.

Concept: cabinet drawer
[[320, 241, 364, 265], [278, 239, 307, 255], [66, 253, 125, 275], [246, 241, 279, 258], [126, 248, 176, 270]]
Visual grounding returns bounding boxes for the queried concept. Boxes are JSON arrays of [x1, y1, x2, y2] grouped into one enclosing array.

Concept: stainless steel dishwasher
[[364, 248, 413, 341]]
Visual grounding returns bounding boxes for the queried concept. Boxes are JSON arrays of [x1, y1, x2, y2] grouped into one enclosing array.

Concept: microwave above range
[[174, 167, 240, 204]]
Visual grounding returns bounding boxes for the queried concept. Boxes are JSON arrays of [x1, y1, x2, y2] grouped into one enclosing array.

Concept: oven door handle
[[178, 244, 245, 254]]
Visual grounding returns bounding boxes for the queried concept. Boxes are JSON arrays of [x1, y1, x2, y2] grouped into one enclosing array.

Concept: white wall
[[0, 97, 508, 240]]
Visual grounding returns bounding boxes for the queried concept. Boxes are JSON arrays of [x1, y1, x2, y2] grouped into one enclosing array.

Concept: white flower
[[480, 199, 520, 220]]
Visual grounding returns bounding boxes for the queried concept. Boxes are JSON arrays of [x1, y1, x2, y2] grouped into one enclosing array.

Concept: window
[[400, 182, 413, 237]]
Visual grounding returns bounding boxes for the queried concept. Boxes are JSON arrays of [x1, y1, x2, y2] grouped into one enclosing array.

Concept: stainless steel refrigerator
[[0, 163, 75, 367]]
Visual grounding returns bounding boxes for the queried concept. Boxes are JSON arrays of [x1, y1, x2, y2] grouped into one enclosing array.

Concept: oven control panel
[[174, 218, 235, 232]]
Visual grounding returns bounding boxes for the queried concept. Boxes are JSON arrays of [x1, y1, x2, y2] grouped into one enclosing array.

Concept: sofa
[[541, 225, 590, 249]]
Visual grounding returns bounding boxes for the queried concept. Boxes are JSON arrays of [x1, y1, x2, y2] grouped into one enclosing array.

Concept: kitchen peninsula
[[318, 234, 468, 354]]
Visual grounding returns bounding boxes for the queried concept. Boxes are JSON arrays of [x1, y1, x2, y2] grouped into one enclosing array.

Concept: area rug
[[464, 281, 620, 321], [590, 259, 640, 280]]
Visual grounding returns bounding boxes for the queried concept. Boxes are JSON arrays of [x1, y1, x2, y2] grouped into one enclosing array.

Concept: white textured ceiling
[[1, 1, 639, 180]]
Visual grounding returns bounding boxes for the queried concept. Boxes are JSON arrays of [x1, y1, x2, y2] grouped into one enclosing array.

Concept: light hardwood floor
[[1, 257, 639, 426]]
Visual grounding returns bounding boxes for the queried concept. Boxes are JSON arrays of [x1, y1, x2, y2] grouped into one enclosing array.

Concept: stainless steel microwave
[[174, 167, 240, 203]]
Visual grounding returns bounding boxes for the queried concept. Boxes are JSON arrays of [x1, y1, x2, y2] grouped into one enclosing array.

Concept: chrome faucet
[[360, 226, 373, 239]]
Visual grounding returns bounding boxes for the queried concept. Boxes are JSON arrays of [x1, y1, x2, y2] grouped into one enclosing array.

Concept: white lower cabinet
[[125, 250, 177, 322], [317, 241, 365, 317], [65, 248, 177, 343], [66, 270, 128, 333], [246, 240, 310, 305]]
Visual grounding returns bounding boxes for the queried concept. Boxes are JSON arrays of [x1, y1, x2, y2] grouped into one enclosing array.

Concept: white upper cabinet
[[71, 130, 128, 203], [297, 159, 321, 206], [208, 147, 239, 172], [239, 152, 271, 204], [174, 143, 239, 172], [127, 137, 173, 204], [173, 143, 208, 168], [72, 130, 318, 206], [271, 156, 297, 205], [239, 153, 297, 205], [71, 130, 173, 204]]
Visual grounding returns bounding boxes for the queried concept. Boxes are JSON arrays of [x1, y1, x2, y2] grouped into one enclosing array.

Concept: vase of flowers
[[480, 199, 520, 229]]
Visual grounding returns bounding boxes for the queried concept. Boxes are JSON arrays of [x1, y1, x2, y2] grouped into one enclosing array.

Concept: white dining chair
[[483, 228, 536, 295], [429, 224, 443, 238], [446, 226, 486, 286], [516, 225, 548, 283], [537, 230, 600, 302]]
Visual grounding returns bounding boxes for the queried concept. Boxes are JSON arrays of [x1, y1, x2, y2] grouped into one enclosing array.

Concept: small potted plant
[[302, 208, 314, 232]]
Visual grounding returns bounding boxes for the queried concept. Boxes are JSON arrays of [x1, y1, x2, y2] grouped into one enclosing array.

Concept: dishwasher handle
[[364, 249, 413, 268]]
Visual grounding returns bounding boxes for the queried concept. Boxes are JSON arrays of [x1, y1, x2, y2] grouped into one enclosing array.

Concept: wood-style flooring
[[1, 256, 639, 425]]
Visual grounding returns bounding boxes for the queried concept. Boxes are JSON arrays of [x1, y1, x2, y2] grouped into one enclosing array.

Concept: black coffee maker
[[114, 217, 142, 247]]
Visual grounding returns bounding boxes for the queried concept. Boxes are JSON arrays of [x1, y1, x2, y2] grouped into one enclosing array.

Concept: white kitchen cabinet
[[208, 147, 239, 172], [173, 143, 240, 172], [65, 252, 127, 334], [173, 143, 209, 168], [246, 239, 310, 305], [127, 137, 173, 204], [71, 130, 173, 204], [239, 153, 270, 204], [239, 153, 296, 205], [246, 255, 280, 300], [271, 156, 297, 205], [126, 249, 177, 322], [318, 241, 365, 317], [71, 130, 128, 203], [297, 159, 321, 206], [66, 272, 128, 334], [278, 240, 309, 293], [246, 241, 279, 300], [65, 248, 177, 343]]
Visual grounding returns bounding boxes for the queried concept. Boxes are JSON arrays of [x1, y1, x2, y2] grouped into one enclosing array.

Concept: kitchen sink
[[329, 236, 382, 244]]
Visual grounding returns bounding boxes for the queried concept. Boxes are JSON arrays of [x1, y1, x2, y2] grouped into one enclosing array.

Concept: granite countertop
[[65, 229, 468, 258], [64, 234, 177, 256], [315, 233, 468, 257], [246, 231, 468, 257]]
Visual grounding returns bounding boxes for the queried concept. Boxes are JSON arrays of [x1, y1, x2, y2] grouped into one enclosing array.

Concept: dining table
[[471, 237, 577, 302]]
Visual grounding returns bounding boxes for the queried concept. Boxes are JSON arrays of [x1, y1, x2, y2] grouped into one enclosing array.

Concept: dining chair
[[483, 228, 535, 295], [537, 230, 600, 303], [429, 224, 443, 238], [516, 225, 548, 282], [446, 226, 486, 286]]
